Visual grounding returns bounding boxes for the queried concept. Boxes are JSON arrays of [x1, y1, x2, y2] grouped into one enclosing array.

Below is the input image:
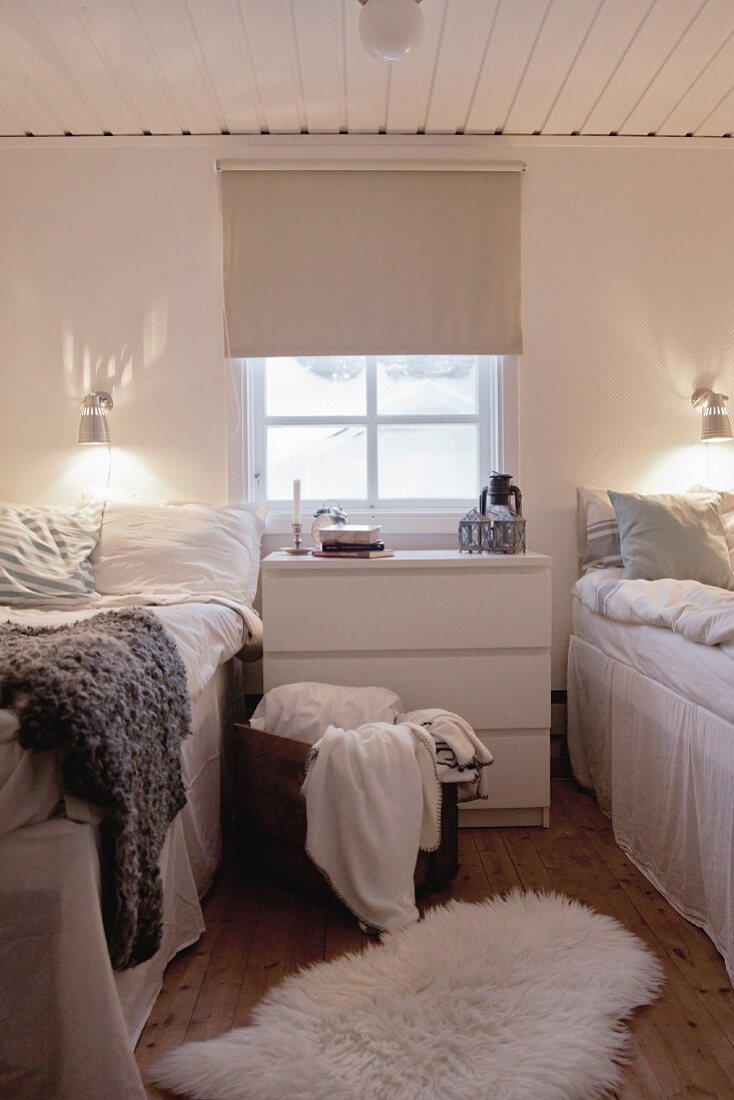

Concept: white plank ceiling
[[1, 0, 734, 138]]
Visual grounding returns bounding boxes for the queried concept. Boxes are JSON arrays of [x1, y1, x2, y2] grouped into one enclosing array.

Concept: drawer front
[[461, 730, 550, 810], [263, 568, 551, 653], [264, 651, 550, 730]]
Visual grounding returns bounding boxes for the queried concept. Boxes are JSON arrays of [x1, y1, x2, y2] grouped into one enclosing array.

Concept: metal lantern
[[489, 506, 527, 554], [459, 508, 493, 553]]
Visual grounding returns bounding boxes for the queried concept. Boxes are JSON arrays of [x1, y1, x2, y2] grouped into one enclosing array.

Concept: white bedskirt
[[0, 659, 242, 1099], [568, 634, 734, 985]]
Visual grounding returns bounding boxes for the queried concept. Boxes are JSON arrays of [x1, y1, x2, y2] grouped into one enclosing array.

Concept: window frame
[[228, 355, 519, 528]]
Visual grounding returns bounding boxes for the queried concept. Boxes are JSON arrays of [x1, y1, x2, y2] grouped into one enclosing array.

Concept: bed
[[0, 502, 264, 1099], [568, 518, 734, 986]]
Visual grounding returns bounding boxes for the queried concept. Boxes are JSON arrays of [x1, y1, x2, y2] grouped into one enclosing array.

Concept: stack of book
[[313, 525, 394, 559]]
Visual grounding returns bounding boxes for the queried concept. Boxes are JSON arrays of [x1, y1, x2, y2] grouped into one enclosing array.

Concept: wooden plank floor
[[136, 780, 734, 1098]]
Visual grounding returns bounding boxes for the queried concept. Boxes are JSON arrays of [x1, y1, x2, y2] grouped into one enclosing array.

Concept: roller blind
[[221, 167, 522, 357]]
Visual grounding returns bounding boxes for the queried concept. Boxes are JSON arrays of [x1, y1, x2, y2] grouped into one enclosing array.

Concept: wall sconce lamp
[[78, 391, 113, 445], [691, 388, 733, 443]]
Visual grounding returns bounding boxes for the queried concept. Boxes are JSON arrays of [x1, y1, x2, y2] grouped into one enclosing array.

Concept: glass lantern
[[492, 512, 527, 554], [459, 509, 493, 553]]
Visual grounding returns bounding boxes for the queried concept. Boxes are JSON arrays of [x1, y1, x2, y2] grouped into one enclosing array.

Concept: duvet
[[574, 568, 734, 651], [0, 593, 257, 1100]]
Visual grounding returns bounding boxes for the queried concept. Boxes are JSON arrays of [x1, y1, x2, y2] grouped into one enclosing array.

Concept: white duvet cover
[[573, 597, 734, 727], [568, 636, 734, 986], [0, 595, 254, 1099], [574, 567, 734, 651], [0, 596, 259, 833], [570, 567, 734, 987]]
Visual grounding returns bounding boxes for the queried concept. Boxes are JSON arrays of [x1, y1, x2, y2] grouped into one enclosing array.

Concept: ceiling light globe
[[359, 0, 423, 63]]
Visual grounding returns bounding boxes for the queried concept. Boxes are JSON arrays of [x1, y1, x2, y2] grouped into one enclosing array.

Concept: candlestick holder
[[281, 521, 311, 555]]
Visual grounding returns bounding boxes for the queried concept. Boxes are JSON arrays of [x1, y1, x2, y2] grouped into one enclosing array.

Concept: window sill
[[264, 509, 465, 537]]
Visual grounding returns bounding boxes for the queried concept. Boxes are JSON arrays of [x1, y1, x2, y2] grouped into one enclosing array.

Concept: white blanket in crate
[[302, 721, 441, 933]]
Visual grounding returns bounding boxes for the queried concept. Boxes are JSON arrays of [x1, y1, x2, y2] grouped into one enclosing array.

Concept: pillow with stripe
[[577, 485, 722, 574], [577, 486, 624, 572], [0, 502, 104, 605]]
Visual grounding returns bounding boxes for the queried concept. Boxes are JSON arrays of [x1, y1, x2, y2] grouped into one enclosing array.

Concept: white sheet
[[0, 668, 236, 1100], [0, 595, 259, 697], [0, 598, 248, 1098], [572, 596, 734, 727], [118, 662, 239, 1042], [0, 599, 251, 834], [568, 634, 734, 986], [574, 566, 734, 651]]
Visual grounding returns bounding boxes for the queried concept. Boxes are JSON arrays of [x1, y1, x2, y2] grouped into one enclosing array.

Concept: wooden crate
[[232, 722, 459, 900]]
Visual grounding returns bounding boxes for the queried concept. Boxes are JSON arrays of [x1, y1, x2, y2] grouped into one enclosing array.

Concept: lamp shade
[[78, 392, 112, 445], [358, 0, 423, 62], [691, 388, 733, 443]]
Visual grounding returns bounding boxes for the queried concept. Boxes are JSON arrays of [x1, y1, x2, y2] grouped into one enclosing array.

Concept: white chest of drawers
[[261, 549, 552, 827]]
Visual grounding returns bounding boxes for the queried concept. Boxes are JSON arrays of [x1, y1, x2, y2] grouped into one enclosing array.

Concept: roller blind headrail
[[217, 159, 526, 172]]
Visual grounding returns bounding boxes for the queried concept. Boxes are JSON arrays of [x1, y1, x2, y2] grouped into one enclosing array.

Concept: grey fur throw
[[0, 609, 191, 970]]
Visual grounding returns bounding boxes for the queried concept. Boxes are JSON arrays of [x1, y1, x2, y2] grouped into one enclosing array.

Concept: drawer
[[462, 730, 550, 810], [263, 651, 551, 730], [263, 567, 551, 652]]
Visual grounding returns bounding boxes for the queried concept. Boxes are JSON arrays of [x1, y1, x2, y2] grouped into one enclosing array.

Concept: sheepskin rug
[[151, 891, 663, 1100]]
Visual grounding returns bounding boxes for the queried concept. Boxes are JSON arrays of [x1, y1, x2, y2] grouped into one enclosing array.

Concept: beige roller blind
[[221, 167, 522, 357]]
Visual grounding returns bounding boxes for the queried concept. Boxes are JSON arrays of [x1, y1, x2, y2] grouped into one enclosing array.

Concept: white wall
[[0, 146, 225, 506], [522, 144, 734, 682], [2, 137, 734, 686]]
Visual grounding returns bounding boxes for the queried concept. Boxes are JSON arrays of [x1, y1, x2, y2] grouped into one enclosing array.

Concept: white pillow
[[249, 682, 404, 746], [91, 502, 265, 606], [609, 490, 734, 589], [688, 485, 734, 559], [578, 485, 722, 573], [0, 501, 103, 605]]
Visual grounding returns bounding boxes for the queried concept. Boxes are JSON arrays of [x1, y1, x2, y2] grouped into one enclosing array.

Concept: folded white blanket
[[400, 708, 494, 803], [574, 568, 734, 649], [301, 722, 440, 933]]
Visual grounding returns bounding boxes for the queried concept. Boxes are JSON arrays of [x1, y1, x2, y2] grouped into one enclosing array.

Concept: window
[[233, 355, 517, 513]]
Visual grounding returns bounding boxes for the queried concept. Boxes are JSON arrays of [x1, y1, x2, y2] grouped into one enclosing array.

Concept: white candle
[[292, 478, 301, 525]]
